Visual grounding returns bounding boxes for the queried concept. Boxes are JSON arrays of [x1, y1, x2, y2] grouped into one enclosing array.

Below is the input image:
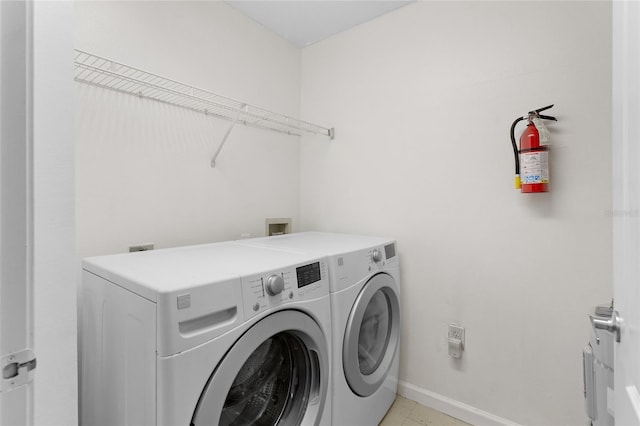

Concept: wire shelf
[[74, 49, 334, 139]]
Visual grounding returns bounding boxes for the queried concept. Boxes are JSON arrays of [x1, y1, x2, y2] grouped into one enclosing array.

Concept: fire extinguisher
[[510, 105, 557, 193]]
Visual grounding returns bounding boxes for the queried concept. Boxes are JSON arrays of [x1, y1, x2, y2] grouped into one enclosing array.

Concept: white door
[[0, 0, 35, 424], [613, 1, 640, 424]]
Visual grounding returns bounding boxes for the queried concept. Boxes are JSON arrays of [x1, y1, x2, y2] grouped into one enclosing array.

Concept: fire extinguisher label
[[520, 151, 549, 184], [532, 117, 551, 146]]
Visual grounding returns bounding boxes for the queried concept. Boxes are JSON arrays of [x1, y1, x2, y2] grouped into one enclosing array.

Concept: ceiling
[[224, 0, 414, 48]]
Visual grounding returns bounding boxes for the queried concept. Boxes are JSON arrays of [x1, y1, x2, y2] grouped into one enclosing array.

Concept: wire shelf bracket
[[74, 49, 335, 167], [211, 104, 247, 168]]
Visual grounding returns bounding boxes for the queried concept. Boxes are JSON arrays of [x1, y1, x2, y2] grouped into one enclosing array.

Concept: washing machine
[[80, 241, 332, 426], [239, 232, 401, 425]]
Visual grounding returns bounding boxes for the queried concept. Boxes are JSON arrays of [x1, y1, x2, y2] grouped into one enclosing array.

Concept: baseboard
[[397, 380, 522, 426]]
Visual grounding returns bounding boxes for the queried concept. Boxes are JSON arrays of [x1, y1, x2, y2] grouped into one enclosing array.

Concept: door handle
[[590, 311, 622, 343]]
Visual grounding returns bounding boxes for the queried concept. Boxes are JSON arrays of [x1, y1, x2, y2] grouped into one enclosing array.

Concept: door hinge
[[1, 349, 36, 392]]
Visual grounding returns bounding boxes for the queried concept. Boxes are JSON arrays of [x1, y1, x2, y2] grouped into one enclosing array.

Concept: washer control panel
[[242, 258, 329, 318], [265, 274, 285, 296]]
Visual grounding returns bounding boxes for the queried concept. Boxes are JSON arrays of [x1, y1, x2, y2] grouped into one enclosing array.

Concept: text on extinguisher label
[[520, 151, 549, 184]]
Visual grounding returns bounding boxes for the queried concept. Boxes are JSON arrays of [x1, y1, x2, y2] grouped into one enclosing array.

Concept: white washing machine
[[239, 232, 401, 426], [80, 241, 332, 426]]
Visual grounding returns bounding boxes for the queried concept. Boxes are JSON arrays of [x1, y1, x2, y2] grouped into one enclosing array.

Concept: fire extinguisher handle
[[538, 114, 557, 121], [533, 104, 554, 114]]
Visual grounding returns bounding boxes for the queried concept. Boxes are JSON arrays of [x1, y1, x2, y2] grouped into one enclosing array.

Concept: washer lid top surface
[[240, 231, 394, 256], [83, 241, 323, 301]]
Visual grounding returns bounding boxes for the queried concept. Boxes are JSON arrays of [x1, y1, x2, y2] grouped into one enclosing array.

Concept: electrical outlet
[[129, 243, 154, 252], [448, 324, 465, 342], [448, 324, 465, 358]]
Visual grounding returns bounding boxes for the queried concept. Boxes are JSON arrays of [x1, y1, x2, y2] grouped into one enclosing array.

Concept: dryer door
[[343, 272, 400, 397], [191, 310, 328, 426]]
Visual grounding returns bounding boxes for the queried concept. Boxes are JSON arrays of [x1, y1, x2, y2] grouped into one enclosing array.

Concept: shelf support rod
[[211, 104, 247, 168]]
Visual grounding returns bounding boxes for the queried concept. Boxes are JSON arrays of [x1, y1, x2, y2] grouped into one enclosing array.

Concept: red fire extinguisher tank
[[519, 123, 549, 193]]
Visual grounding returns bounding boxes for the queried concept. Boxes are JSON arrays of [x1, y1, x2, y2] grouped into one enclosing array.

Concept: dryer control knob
[[266, 275, 285, 296], [371, 249, 382, 263]]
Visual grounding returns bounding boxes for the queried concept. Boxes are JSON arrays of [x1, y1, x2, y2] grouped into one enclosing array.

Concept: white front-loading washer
[[238, 232, 401, 426], [80, 241, 332, 426]]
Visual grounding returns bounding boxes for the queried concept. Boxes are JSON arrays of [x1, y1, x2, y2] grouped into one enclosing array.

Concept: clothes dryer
[[239, 232, 401, 426], [80, 241, 331, 426]]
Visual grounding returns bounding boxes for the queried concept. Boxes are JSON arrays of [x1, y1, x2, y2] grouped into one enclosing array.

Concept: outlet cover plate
[[448, 324, 465, 358], [448, 324, 465, 342]]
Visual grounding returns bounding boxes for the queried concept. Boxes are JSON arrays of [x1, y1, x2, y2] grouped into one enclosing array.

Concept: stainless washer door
[[192, 310, 328, 426], [343, 273, 400, 397]]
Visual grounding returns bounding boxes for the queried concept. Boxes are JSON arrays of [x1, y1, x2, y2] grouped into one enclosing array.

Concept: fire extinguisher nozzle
[[515, 175, 521, 190]]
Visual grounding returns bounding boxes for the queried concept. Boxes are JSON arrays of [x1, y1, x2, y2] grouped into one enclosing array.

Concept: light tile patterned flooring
[[379, 395, 471, 426]]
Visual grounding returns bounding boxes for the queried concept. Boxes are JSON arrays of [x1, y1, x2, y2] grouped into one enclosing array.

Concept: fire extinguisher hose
[[510, 116, 524, 189]]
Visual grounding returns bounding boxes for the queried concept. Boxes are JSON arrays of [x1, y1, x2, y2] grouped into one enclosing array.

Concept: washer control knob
[[266, 274, 285, 296], [371, 249, 382, 263]]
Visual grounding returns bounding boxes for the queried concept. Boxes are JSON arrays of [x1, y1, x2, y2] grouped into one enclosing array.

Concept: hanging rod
[[73, 49, 335, 166]]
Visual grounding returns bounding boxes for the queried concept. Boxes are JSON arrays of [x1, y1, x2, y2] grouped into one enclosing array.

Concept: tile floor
[[379, 395, 471, 426]]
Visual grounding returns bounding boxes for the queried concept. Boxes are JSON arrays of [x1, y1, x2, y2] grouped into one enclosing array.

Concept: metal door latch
[[591, 311, 623, 343], [1, 349, 36, 392]]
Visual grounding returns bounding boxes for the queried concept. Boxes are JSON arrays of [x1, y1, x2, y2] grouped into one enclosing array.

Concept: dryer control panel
[[366, 243, 399, 271], [242, 258, 329, 318], [329, 242, 399, 293]]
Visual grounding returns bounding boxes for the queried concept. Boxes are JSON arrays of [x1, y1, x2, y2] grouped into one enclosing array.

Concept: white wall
[[33, 2, 76, 424], [75, 1, 302, 258], [300, 2, 612, 425]]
